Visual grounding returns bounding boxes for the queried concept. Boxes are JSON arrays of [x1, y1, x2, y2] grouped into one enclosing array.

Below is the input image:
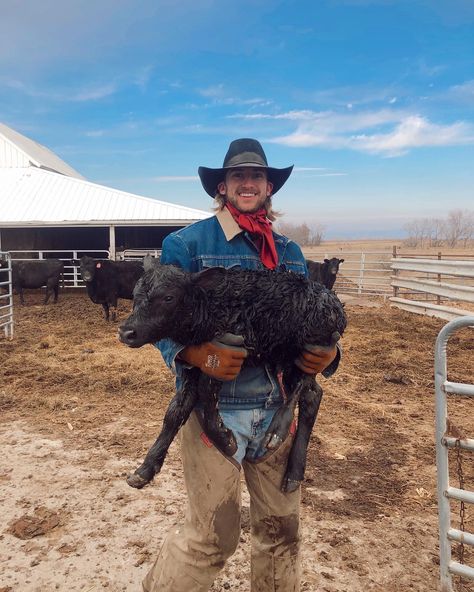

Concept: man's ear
[[266, 181, 273, 196], [217, 181, 227, 196]]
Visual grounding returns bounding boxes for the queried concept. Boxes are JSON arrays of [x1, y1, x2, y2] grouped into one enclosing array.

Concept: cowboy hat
[[198, 138, 293, 198]]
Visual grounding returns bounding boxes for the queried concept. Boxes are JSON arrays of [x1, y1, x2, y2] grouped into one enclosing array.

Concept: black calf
[[119, 260, 346, 492]]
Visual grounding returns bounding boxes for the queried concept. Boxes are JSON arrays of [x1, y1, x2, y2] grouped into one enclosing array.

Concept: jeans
[[218, 406, 278, 464]]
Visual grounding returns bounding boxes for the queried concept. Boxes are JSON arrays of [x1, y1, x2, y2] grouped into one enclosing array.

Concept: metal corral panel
[[392, 258, 474, 278], [391, 278, 474, 303], [0, 123, 84, 179], [390, 297, 474, 321], [0, 167, 211, 226]]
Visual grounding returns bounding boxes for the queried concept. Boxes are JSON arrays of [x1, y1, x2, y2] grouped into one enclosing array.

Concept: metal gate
[[0, 251, 14, 339], [435, 316, 474, 590]]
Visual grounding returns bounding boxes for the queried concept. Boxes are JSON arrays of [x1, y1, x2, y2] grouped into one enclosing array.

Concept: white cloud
[[241, 108, 474, 155], [152, 176, 200, 182], [1, 77, 118, 102], [447, 80, 474, 103], [294, 167, 329, 171], [350, 116, 474, 156], [133, 65, 155, 92], [72, 84, 117, 102], [83, 130, 105, 138], [293, 167, 347, 177], [198, 85, 272, 107]]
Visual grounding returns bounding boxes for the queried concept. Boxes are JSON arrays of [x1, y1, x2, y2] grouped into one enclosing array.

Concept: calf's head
[[118, 263, 191, 348], [118, 262, 227, 348]]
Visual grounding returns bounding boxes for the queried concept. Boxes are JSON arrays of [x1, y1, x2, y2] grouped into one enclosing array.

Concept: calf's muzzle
[[118, 326, 142, 348]]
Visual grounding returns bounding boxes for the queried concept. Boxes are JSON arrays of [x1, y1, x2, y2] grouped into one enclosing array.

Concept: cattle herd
[[0, 255, 344, 320]]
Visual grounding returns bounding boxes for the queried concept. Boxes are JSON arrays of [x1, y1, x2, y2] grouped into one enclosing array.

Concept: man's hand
[[179, 333, 248, 381], [294, 332, 340, 375]]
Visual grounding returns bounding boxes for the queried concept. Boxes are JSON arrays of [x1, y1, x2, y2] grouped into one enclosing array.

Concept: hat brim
[[198, 165, 294, 198]]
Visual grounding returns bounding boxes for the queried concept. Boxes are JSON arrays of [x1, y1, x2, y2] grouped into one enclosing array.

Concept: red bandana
[[226, 202, 278, 270]]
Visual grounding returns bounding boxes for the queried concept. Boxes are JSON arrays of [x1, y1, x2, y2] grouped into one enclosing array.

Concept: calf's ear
[[324, 258, 329, 263], [193, 267, 227, 290], [339, 259, 344, 263], [143, 253, 160, 272]]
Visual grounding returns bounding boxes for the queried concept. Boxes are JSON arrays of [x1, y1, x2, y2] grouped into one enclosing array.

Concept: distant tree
[[308, 223, 325, 246], [276, 221, 325, 246], [444, 209, 474, 247], [404, 209, 474, 248], [428, 217, 445, 247], [403, 219, 430, 247]]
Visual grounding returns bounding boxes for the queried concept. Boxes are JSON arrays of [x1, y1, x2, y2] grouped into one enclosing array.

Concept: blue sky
[[1, 0, 473, 239]]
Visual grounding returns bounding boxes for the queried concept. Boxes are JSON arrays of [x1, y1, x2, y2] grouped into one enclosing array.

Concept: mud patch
[[7, 506, 62, 540]]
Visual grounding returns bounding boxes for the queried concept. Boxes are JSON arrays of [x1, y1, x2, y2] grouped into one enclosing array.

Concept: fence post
[[358, 253, 365, 295], [437, 251, 442, 306], [392, 245, 398, 298]]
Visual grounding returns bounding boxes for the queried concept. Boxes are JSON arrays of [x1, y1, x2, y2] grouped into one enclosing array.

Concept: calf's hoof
[[126, 463, 156, 489], [208, 428, 238, 457], [223, 438, 237, 456], [263, 432, 284, 450], [281, 476, 301, 493], [219, 430, 238, 457], [126, 472, 150, 489]]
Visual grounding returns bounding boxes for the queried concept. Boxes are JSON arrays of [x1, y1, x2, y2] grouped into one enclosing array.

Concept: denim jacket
[[156, 208, 339, 410]]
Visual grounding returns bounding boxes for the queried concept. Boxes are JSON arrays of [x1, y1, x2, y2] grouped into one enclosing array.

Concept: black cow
[[0, 259, 64, 305], [79, 256, 144, 321], [306, 257, 344, 290]]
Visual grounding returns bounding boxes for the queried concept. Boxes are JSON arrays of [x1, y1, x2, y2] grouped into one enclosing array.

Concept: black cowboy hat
[[198, 138, 294, 198]]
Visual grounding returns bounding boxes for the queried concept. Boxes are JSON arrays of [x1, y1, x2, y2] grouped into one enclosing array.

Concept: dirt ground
[[1, 291, 474, 592]]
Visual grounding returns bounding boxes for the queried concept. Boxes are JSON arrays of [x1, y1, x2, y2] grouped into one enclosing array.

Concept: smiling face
[[217, 167, 273, 213]]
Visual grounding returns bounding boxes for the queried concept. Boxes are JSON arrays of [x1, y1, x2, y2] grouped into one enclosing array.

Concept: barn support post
[[435, 316, 474, 591], [109, 225, 116, 261]]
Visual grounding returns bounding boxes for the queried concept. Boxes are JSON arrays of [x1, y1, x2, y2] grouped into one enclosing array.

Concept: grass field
[[304, 238, 474, 258]]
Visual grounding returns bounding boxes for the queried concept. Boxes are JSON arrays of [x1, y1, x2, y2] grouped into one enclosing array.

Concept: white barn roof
[[0, 123, 210, 227], [0, 167, 210, 227], [0, 123, 85, 179]]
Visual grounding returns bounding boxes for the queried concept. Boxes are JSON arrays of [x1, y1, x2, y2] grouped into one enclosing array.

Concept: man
[[143, 138, 339, 592]]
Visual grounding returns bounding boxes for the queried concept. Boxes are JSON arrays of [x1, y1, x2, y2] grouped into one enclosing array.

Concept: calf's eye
[[164, 295, 174, 302]]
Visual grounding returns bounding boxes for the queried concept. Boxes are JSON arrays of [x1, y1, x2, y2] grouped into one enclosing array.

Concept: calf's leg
[[262, 365, 302, 450], [127, 368, 200, 489], [198, 374, 237, 456], [281, 376, 323, 493]]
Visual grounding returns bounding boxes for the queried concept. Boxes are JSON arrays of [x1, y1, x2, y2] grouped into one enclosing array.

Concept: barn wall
[[114, 225, 183, 250], [0, 224, 185, 254], [0, 227, 109, 252]]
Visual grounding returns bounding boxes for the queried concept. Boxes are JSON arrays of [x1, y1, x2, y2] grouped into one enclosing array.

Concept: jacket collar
[[215, 206, 288, 246], [216, 207, 243, 241]]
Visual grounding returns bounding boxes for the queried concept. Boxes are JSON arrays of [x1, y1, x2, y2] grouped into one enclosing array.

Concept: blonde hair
[[213, 194, 280, 222]]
